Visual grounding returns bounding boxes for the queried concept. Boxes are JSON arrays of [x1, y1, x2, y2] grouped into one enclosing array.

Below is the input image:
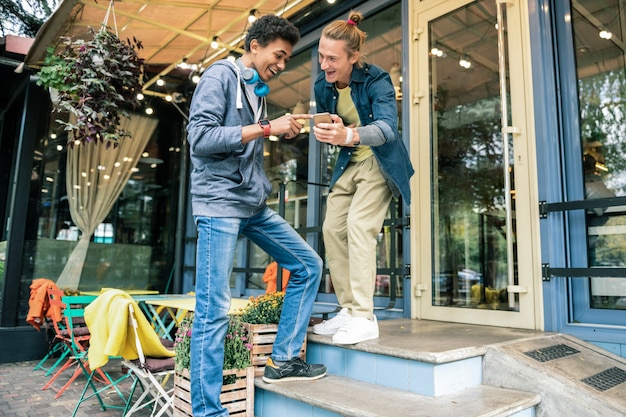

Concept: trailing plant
[[36, 46, 73, 92], [36, 26, 144, 148]]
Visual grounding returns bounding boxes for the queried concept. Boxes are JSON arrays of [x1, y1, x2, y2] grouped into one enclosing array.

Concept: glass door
[[565, 0, 626, 326], [412, 0, 537, 328]]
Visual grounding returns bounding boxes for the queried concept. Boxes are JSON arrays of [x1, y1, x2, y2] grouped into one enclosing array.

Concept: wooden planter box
[[174, 367, 254, 417], [243, 323, 307, 377]]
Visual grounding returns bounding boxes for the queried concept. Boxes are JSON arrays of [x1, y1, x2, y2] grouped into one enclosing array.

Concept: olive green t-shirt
[[337, 86, 373, 162]]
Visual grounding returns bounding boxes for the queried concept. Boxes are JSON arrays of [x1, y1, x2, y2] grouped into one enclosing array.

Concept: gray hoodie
[[187, 60, 271, 218]]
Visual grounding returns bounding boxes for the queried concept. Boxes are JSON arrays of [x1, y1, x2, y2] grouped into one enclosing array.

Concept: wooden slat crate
[[243, 323, 307, 377], [174, 367, 254, 417]]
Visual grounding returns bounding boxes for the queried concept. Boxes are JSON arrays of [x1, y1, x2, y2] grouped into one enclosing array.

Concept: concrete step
[[253, 319, 543, 417], [255, 374, 540, 417], [306, 334, 483, 397], [252, 318, 626, 416], [305, 318, 543, 397], [484, 333, 626, 417]]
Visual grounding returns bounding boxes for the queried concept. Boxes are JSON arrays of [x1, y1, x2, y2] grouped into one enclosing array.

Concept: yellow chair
[[74, 289, 175, 417], [72, 289, 173, 416]]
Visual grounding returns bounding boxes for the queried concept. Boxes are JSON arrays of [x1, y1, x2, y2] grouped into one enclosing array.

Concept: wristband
[[344, 128, 353, 145], [258, 119, 271, 138]]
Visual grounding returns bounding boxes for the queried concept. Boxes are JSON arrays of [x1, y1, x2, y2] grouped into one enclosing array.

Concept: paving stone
[[0, 358, 165, 416]]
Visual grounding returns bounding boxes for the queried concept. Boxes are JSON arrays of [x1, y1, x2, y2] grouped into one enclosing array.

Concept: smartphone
[[313, 112, 333, 125]]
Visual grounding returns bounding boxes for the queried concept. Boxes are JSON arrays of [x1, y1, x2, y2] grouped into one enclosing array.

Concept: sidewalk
[[0, 358, 162, 416]]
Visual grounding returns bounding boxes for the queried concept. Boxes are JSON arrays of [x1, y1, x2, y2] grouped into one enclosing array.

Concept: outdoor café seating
[[74, 288, 176, 416], [26, 283, 251, 415]]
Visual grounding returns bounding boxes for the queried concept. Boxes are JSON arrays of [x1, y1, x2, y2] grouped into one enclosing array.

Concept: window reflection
[[29, 102, 183, 293], [572, 0, 626, 310], [430, 0, 518, 311]]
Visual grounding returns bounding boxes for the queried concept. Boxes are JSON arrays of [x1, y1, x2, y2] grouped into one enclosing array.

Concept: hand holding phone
[[313, 112, 333, 125]]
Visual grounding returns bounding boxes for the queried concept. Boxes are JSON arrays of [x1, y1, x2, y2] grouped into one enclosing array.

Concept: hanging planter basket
[[36, 1, 144, 148]]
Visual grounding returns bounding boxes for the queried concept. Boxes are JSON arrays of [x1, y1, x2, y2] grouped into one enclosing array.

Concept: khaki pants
[[323, 156, 393, 318]]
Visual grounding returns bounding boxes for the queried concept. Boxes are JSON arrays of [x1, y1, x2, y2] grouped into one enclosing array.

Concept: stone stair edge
[[307, 332, 488, 364], [255, 374, 540, 417]]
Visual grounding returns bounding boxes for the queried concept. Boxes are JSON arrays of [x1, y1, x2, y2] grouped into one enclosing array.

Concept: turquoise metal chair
[[32, 321, 70, 375], [41, 290, 96, 398], [69, 292, 135, 416]]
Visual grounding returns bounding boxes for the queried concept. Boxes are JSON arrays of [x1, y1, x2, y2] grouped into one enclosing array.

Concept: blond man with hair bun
[[312, 11, 414, 345]]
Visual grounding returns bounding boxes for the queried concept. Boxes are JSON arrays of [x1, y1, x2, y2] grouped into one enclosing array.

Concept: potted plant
[[238, 292, 307, 376], [173, 314, 254, 417], [36, 26, 144, 148], [36, 46, 72, 106], [239, 291, 285, 325]]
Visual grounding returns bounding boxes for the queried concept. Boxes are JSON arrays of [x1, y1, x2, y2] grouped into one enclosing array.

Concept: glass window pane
[[265, 47, 314, 229], [430, 0, 518, 311], [25, 104, 183, 296], [572, 0, 626, 310]]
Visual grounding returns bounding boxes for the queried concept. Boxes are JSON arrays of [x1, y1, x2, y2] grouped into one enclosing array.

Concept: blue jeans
[[190, 207, 323, 417]]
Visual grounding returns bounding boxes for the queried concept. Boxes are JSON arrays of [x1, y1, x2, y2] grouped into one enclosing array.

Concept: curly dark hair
[[243, 14, 300, 51]]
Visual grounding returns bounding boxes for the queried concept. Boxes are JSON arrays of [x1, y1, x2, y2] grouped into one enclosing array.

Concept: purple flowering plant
[[36, 27, 144, 148], [173, 313, 193, 372], [174, 313, 252, 377]]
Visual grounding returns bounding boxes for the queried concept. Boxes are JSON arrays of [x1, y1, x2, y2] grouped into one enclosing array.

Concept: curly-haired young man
[[187, 14, 326, 417]]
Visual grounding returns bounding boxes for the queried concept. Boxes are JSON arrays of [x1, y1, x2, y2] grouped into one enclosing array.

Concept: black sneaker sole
[[262, 370, 327, 384]]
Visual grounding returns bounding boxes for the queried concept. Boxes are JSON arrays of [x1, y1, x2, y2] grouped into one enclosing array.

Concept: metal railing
[[540, 195, 626, 281]]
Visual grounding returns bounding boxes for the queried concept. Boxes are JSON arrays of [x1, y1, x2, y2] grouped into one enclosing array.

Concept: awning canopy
[[24, 0, 319, 96]]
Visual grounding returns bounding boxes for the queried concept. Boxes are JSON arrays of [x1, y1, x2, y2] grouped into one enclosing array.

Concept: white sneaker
[[332, 315, 379, 344], [312, 308, 351, 335]]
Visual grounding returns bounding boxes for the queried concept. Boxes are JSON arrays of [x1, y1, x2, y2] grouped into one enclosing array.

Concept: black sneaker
[[262, 357, 327, 383]]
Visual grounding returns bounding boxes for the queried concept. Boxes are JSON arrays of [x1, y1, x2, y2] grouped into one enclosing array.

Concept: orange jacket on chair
[[26, 278, 62, 331]]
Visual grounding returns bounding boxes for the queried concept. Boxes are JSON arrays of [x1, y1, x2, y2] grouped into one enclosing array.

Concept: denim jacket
[[314, 63, 414, 205]]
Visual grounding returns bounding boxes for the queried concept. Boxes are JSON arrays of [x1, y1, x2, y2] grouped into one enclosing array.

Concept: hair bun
[[348, 12, 362, 25]]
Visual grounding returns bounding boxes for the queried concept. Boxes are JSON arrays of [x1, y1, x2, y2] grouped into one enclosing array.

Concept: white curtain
[[56, 115, 158, 289]]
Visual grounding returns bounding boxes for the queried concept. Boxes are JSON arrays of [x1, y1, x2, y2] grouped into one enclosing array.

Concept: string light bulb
[[248, 9, 258, 24], [459, 57, 472, 69], [211, 36, 219, 49], [430, 47, 444, 57], [599, 30, 613, 40]]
